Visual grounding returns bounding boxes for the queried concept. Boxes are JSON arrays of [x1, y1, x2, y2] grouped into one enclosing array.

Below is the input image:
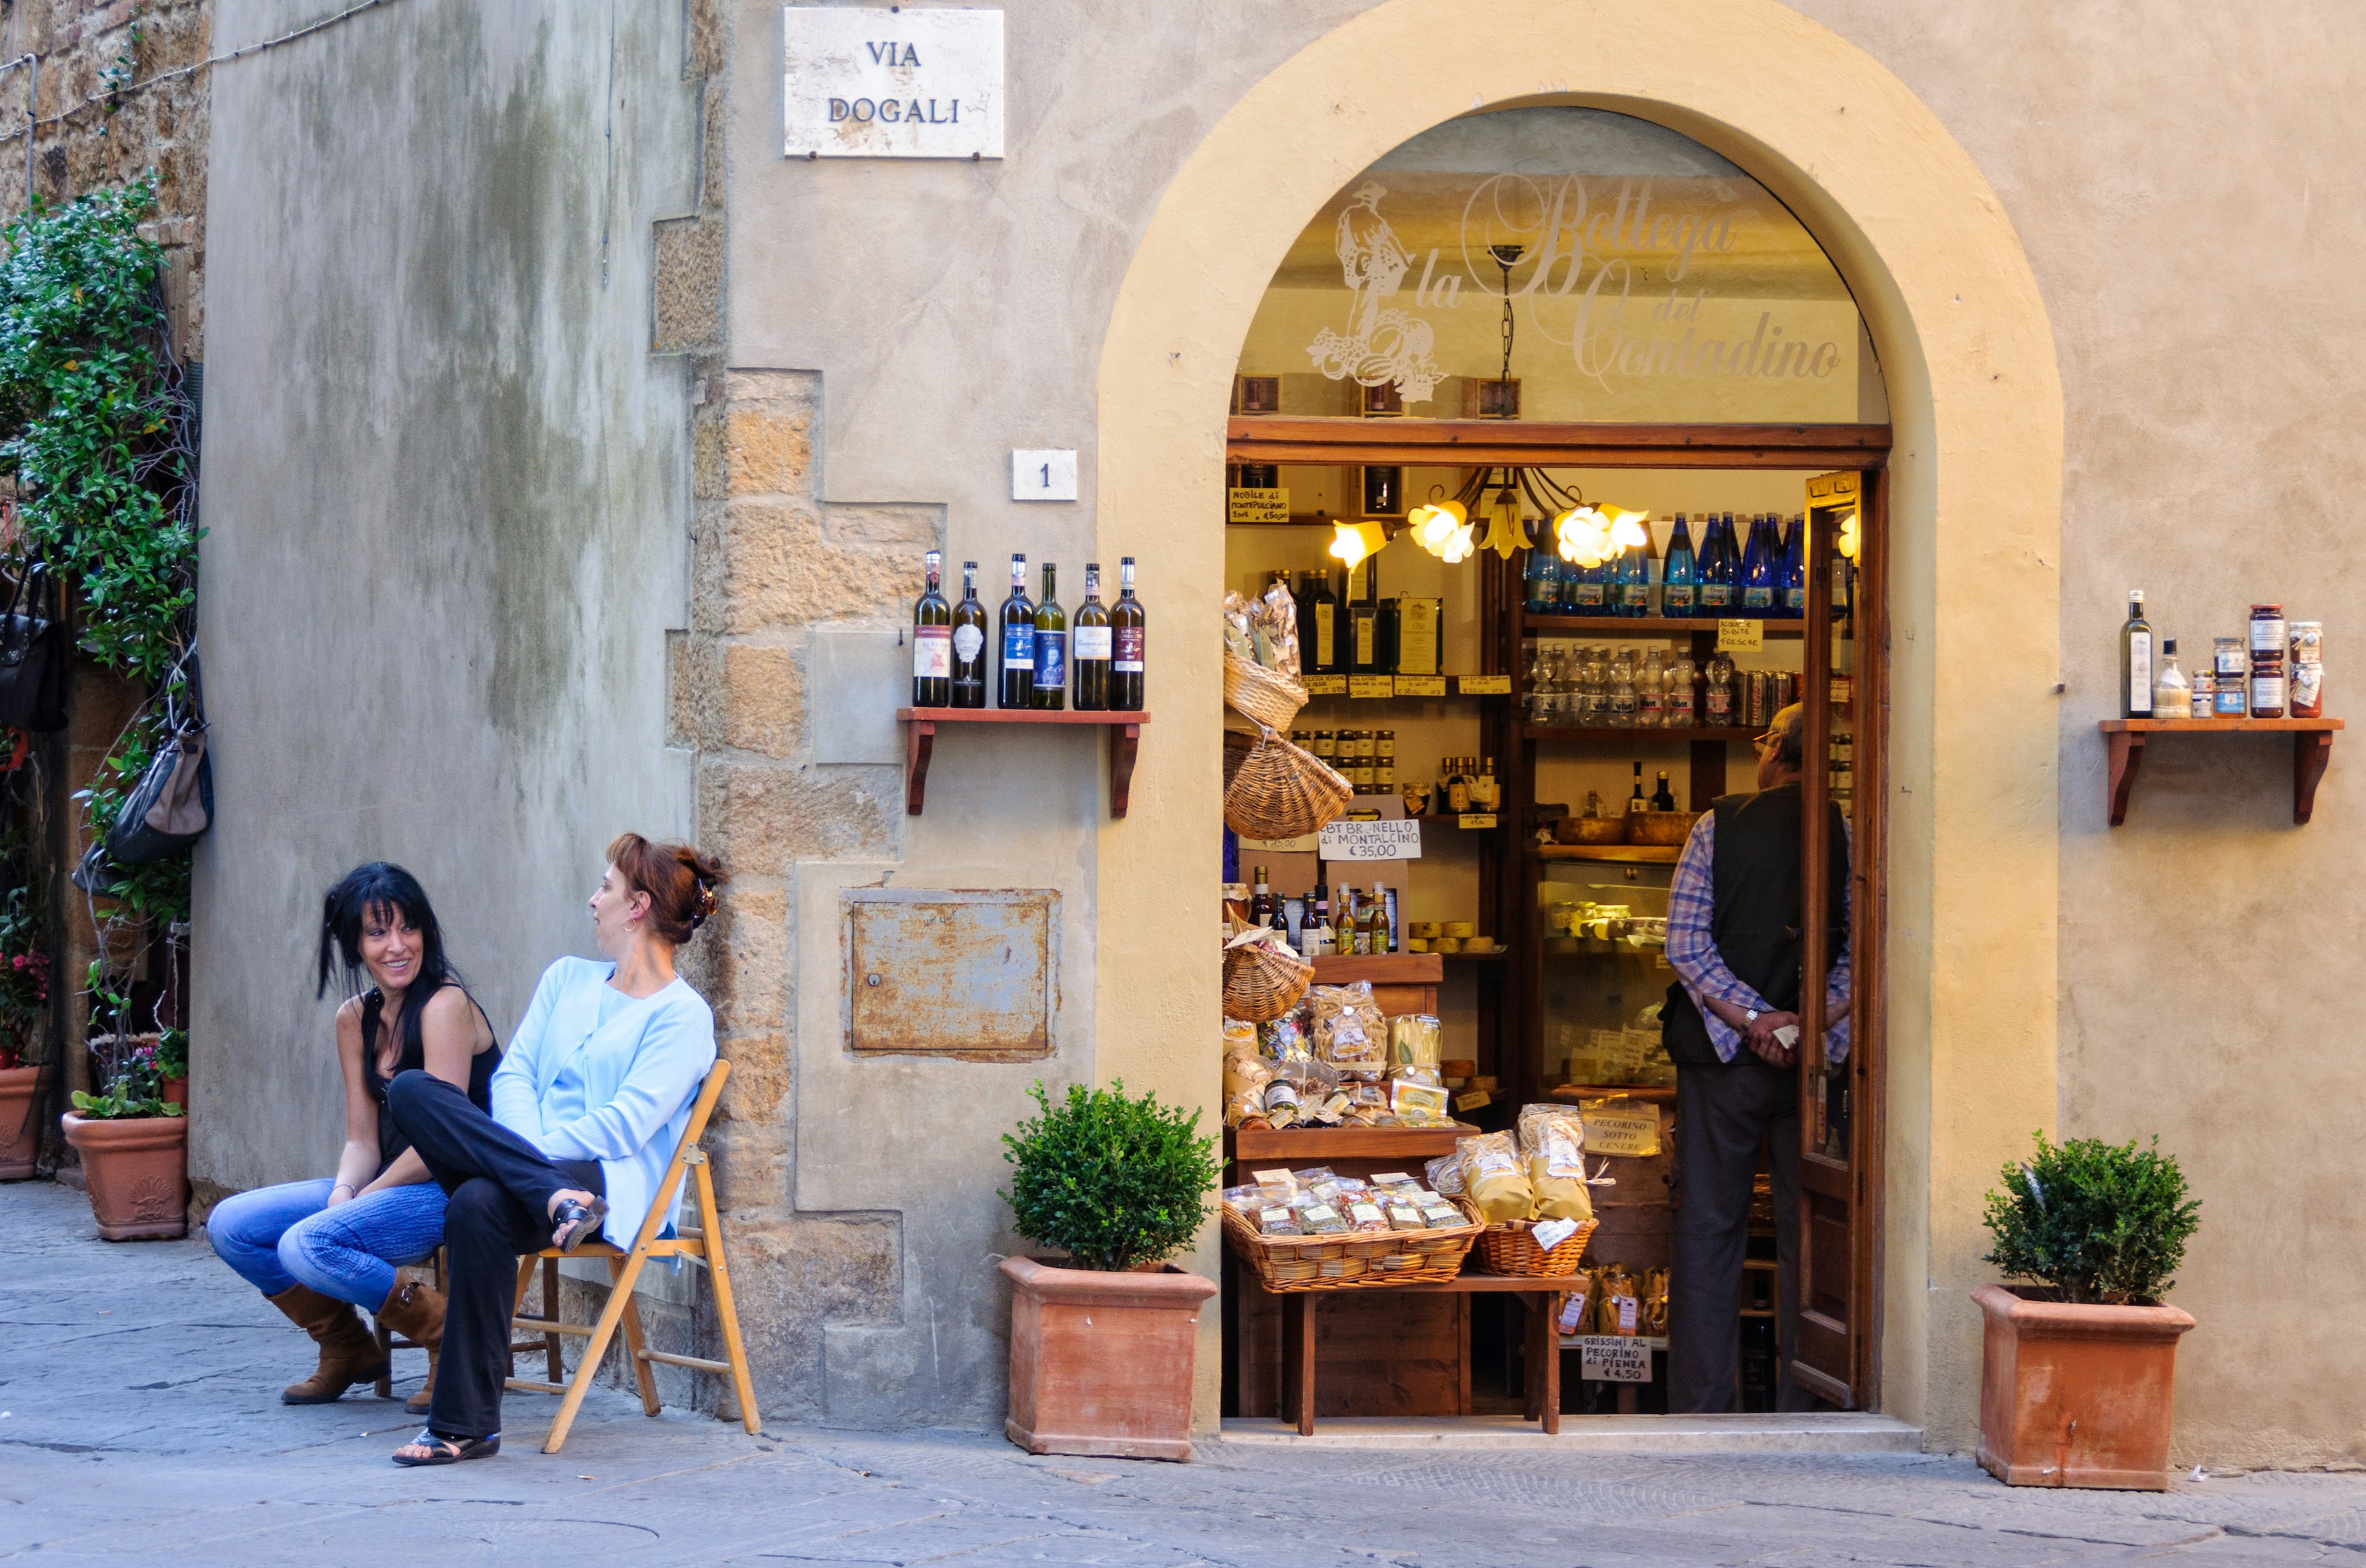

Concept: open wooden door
[[1792, 468, 1884, 1410]]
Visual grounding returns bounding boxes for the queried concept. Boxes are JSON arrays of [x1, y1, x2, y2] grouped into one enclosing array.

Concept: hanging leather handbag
[[0, 561, 68, 733], [105, 656, 213, 866]]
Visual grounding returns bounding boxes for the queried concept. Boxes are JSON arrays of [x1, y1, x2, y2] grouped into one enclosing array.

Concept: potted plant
[[60, 965, 185, 1239], [998, 1080, 1220, 1461], [1974, 1132, 2201, 1490], [0, 882, 51, 1179]]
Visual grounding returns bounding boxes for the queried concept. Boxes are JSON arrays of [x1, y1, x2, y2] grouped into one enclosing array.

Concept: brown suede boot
[[376, 1280, 447, 1415], [267, 1284, 389, 1405]]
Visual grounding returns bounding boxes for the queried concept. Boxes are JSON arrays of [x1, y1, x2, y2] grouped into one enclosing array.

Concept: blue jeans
[[207, 1178, 450, 1310]]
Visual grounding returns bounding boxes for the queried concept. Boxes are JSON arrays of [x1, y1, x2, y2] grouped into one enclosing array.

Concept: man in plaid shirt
[[1659, 703, 1850, 1413]]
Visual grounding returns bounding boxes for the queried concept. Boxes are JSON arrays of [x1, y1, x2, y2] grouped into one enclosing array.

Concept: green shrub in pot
[[999, 1081, 1218, 1272], [1982, 1132, 2200, 1305]]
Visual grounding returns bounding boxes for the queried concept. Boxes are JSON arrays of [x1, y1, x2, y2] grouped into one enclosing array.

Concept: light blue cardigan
[[489, 956, 717, 1249]]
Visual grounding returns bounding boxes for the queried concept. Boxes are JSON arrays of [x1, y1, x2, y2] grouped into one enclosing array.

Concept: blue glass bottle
[[1740, 513, 1777, 614], [1661, 514, 1698, 618], [1523, 545, 1560, 614], [1568, 549, 1609, 614], [1780, 514, 1807, 619], [1611, 527, 1651, 617], [1698, 512, 1737, 617]]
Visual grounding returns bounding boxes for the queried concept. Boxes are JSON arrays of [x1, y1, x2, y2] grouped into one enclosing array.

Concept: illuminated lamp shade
[[1437, 518, 1477, 564], [1553, 505, 1609, 567], [1598, 504, 1653, 551], [1406, 500, 1468, 558], [1476, 486, 1531, 559], [1837, 508, 1861, 561], [1328, 519, 1389, 569]]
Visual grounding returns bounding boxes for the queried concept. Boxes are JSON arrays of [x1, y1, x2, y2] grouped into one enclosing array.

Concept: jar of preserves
[[2290, 621, 2324, 719]]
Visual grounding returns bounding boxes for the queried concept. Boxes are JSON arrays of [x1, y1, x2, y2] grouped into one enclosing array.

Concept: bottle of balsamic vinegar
[[1031, 562, 1068, 710], [911, 551, 951, 708], [998, 553, 1036, 709], [949, 559, 988, 709], [1073, 563, 1112, 710], [1110, 556, 1146, 710]]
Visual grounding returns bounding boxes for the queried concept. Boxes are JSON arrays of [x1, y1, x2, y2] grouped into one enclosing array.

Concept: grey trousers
[[1668, 1055, 1807, 1414]]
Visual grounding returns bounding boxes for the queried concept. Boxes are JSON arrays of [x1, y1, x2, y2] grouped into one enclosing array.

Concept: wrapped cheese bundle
[[1519, 1104, 1593, 1222], [1456, 1131, 1534, 1223]]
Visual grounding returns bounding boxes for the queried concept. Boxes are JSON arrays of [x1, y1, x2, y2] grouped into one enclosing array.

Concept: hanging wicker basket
[[1222, 728, 1352, 841], [1222, 927, 1314, 1022], [1224, 652, 1308, 732]]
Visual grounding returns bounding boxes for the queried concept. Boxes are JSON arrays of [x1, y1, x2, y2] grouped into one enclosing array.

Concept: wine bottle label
[[1314, 604, 1335, 666], [913, 625, 951, 678], [1075, 625, 1113, 660], [953, 624, 985, 664], [1002, 624, 1035, 669], [1355, 617, 1375, 665], [1035, 630, 1067, 688], [2127, 632, 2150, 710], [1662, 584, 1694, 611], [1113, 627, 1145, 672], [1742, 587, 1774, 609]]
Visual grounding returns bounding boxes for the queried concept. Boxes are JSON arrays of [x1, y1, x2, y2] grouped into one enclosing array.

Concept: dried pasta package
[[1595, 1264, 1639, 1336], [1251, 578, 1302, 678], [1308, 983, 1388, 1073], [1425, 1152, 1466, 1196], [1388, 1014, 1442, 1071], [1642, 1267, 1670, 1336], [1521, 1107, 1592, 1221], [1557, 1270, 1597, 1335], [1529, 1150, 1595, 1223], [1457, 1132, 1535, 1224]]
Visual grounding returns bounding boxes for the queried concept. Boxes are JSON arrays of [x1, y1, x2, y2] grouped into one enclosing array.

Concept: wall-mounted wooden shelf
[[1525, 723, 1756, 744], [1533, 843, 1684, 864], [1524, 614, 1807, 640], [897, 708, 1147, 818], [2097, 717, 2343, 826]]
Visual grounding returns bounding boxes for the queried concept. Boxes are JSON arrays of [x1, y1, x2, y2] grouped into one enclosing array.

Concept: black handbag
[[104, 654, 213, 867], [0, 561, 68, 733]]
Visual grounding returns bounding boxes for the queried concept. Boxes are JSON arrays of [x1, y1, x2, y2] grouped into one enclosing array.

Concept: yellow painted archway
[[1095, 0, 2061, 1447]]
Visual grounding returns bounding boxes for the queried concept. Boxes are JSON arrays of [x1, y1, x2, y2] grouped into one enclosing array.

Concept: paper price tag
[[1457, 813, 1497, 830], [1531, 1217, 1580, 1253], [1227, 487, 1289, 524], [1318, 817, 1423, 861], [1393, 675, 1447, 697], [1453, 1089, 1492, 1113], [1577, 1336, 1653, 1383], [1348, 675, 1394, 699], [1458, 674, 1512, 696], [1236, 832, 1319, 853], [1716, 619, 1765, 652], [1301, 675, 1348, 696]]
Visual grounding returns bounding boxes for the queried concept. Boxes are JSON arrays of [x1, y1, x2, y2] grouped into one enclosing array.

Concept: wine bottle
[[2120, 589, 2153, 720], [1627, 760, 1648, 814], [1308, 879, 1331, 957], [1250, 865, 1274, 929], [1111, 556, 1146, 710], [949, 559, 988, 709], [1781, 514, 1807, 619], [998, 553, 1035, 709], [1073, 563, 1111, 710], [1661, 514, 1697, 617], [911, 551, 951, 707], [1349, 559, 1381, 673], [1741, 514, 1776, 612], [1651, 770, 1677, 811], [1031, 562, 1067, 710], [1699, 513, 1737, 615]]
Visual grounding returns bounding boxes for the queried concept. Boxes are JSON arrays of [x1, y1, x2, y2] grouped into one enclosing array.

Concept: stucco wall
[[192, 0, 700, 1189]]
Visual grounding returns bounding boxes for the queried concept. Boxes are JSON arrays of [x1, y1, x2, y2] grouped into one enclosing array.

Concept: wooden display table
[[1272, 1272, 1590, 1437]]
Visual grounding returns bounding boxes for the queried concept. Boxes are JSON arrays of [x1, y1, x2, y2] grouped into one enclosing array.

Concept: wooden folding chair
[[502, 1059, 760, 1453], [373, 1247, 583, 1402]]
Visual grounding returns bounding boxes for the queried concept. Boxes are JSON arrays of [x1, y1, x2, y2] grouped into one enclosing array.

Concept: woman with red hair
[[381, 834, 726, 1465]]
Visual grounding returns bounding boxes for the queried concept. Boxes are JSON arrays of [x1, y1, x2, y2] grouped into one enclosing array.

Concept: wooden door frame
[[1224, 415, 1892, 1412]]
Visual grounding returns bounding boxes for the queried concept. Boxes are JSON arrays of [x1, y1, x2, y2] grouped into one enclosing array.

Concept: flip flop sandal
[[551, 1196, 609, 1254], [391, 1428, 500, 1467]]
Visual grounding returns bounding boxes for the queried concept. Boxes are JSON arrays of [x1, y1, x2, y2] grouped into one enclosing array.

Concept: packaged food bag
[[1456, 1131, 1534, 1223], [1519, 1105, 1592, 1222], [1425, 1152, 1465, 1196], [1309, 982, 1388, 1075]]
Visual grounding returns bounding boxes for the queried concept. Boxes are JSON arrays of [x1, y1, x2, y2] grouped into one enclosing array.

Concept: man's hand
[[1745, 1010, 1800, 1067]]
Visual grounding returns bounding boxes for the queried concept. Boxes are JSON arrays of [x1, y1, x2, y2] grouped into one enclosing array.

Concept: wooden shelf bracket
[[2099, 718, 2343, 826], [898, 709, 1148, 819]]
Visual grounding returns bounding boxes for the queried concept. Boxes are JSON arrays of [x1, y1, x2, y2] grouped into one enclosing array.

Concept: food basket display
[[1224, 650, 1308, 731], [1474, 1216, 1599, 1277], [1223, 726, 1352, 840], [1221, 928, 1314, 1023], [1221, 1196, 1486, 1293]]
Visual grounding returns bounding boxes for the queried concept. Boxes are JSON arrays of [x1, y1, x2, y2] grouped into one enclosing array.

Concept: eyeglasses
[[1752, 731, 1783, 755]]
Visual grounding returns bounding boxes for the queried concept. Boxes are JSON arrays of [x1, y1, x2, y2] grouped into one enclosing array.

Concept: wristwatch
[[1744, 1009, 1760, 1026]]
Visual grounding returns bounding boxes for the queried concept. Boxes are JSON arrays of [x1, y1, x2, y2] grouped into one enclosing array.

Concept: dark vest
[[1661, 782, 1849, 1067]]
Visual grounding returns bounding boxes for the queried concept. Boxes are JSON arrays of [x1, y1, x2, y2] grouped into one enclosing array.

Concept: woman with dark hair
[[383, 834, 725, 1466], [207, 863, 500, 1412]]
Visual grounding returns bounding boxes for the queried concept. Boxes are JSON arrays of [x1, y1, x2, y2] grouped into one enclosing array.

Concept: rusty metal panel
[[844, 889, 1057, 1059]]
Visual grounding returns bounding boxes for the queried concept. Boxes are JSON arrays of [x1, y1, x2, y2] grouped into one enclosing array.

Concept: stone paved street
[[5, 1182, 2365, 1567]]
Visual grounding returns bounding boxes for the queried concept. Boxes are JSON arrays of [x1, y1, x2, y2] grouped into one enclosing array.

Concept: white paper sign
[[782, 8, 1004, 160], [1577, 1336, 1653, 1383], [1317, 818, 1423, 861]]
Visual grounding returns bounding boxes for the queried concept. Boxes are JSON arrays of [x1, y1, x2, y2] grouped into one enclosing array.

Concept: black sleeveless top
[[362, 986, 501, 1176]]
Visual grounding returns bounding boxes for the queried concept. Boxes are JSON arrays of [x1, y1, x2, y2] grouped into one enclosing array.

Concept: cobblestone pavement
[[7, 1182, 2366, 1567]]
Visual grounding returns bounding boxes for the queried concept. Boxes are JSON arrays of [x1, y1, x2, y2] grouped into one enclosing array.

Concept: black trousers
[[385, 1070, 601, 1440], [1667, 1055, 1806, 1415]]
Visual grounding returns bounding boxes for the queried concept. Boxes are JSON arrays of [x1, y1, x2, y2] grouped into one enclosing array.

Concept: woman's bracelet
[[331, 1181, 356, 1196]]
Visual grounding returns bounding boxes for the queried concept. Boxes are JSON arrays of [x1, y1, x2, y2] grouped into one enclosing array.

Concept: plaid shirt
[[1664, 809, 1852, 1064]]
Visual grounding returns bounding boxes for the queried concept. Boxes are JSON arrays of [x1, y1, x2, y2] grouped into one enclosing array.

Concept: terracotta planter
[[0, 1063, 46, 1179], [1001, 1256, 1217, 1461], [61, 1111, 189, 1240], [161, 1076, 187, 1112], [1974, 1283, 2196, 1490]]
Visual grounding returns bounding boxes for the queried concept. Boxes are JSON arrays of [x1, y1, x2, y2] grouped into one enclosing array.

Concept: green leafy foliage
[[1982, 1132, 2200, 1306], [70, 1085, 179, 1120], [1000, 1081, 1218, 1272]]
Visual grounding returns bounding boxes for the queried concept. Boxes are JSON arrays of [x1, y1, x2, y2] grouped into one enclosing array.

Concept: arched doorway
[[1095, 0, 2061, 1447]]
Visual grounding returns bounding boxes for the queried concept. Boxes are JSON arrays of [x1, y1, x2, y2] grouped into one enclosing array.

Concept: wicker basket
[[1474, 1216, 1599, 1277], [1223, 729, 1353, 841], [1224, 652, 1308, 731], [1222, 930, 1314, 1023], [1221, 1196, 1486, 1293]]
